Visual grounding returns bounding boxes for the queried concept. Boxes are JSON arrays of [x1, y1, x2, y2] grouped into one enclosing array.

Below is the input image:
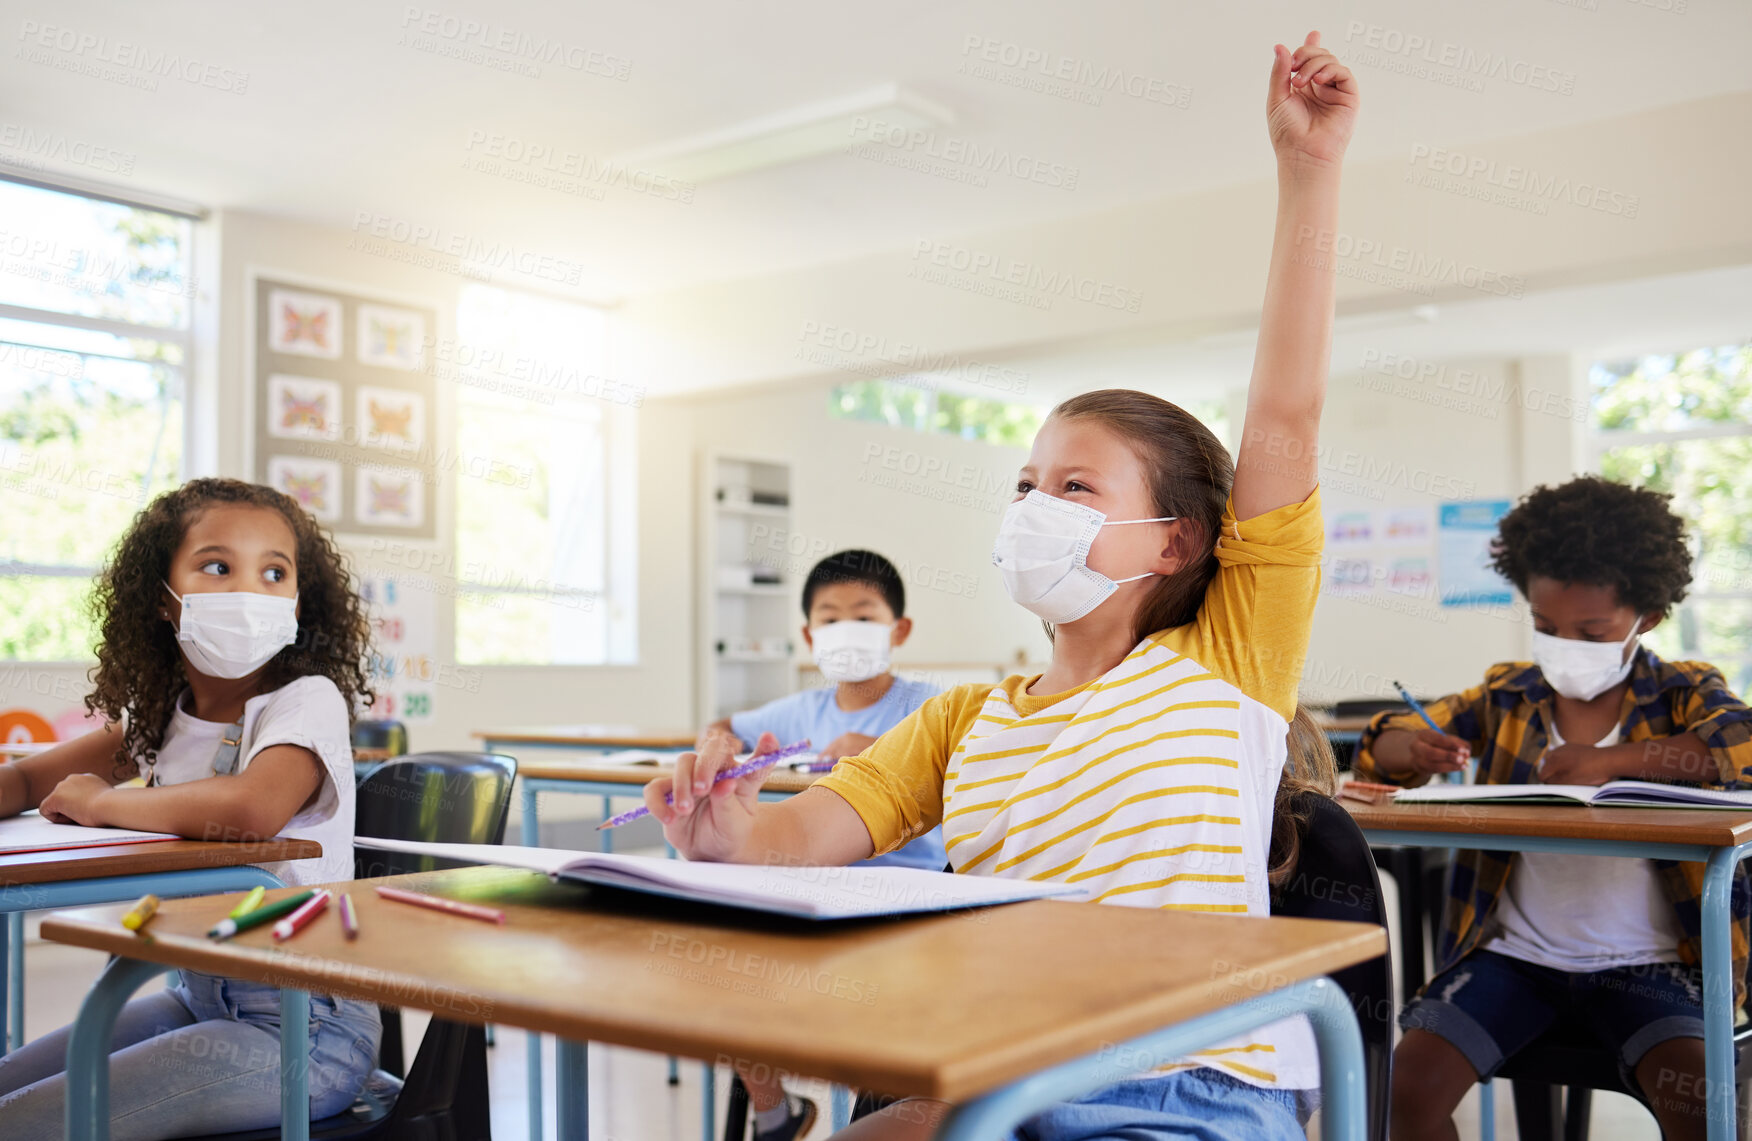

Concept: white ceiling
[[960, 263, 1752, 409], [4, 0, 1749, 299]]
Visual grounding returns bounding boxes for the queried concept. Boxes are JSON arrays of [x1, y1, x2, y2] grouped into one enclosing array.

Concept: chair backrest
[[1331, 698, 1410, 719], [1270, 790, 1394, 1141], [351, 718, 409, 756], [355, 751, 517, 879]]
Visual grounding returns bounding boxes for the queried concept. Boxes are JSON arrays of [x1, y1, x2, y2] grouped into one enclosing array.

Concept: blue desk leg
[[281, 989, 311, 1141], [1700, 844, 1749, 1141], [928, 977, 1366, 1141], [522, 782, 545, 1141], [65, 955, 172, 1141], [557, 1038, 589, 1140], [1, 909, 16, 1054], [600, 795, 613, 854], [832, 1085, 852, 1130], [701, 1062, 716, 1141]]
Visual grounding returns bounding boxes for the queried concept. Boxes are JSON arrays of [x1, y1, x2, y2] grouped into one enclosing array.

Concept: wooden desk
[[507, 756, 828, 1137], [44, 866, 1383, 1141], [476, 724, 698, 751], [0, 837, 318, 1055], [1344, 797, 1752, 1141]]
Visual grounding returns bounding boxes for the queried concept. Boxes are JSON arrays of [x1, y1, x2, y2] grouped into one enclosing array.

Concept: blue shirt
[[731, 676, 947, 871]]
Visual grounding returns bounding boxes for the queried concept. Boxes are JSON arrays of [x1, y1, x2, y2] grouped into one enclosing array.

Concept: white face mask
[[1532, 617, 1644, 701], [811, 620, 892, 683], [991, 490, 1176, 625], [164, 583, 300, 680]]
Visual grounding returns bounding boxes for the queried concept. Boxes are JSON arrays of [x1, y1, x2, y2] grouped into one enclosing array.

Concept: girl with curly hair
[[0, 477, 382, 1137]]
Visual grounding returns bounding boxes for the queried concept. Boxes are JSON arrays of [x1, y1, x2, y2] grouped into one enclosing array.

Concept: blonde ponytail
[[1269, 706, 1340, 889]]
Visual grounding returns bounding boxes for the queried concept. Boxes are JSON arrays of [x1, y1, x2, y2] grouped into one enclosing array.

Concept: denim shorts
[[1402, 949, 1707, 1087], [1013, 1068, 1306, 1141]]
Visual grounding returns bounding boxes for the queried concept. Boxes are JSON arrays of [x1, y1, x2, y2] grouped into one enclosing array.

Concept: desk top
[[518, 759, 825, 794], [0, 838, 322, 887], [42, 866, 1384, 1100], [1343, 798, 1752, 847], [1310, 713, 1373, 733], [474, 725, 697, 749]]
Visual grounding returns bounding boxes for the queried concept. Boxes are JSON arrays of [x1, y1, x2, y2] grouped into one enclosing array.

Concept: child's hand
[[1538, 743, 1617, 787], [643, 731, 785, 861], [39, 773, 113, 827], [1406, 729, 1470, 777], [819, 732, 877, 760], [1266, 31, 1358, 172]]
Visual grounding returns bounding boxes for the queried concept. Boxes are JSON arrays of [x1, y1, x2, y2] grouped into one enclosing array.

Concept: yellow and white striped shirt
[[818, 486, 1324, 1090]]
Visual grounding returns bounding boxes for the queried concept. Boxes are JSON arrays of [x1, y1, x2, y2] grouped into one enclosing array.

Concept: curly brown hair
[[84, 478, 374, 774]]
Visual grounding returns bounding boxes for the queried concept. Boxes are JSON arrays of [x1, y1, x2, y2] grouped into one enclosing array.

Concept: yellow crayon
[[228, 886, 266, 919], [121, 894, 159, 932]]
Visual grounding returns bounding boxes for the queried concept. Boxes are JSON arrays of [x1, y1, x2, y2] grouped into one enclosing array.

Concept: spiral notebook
[[356, 836, 1085, 919]]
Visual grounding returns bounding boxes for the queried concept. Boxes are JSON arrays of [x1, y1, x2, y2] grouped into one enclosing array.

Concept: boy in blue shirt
[[702, 549, 944, 1141]]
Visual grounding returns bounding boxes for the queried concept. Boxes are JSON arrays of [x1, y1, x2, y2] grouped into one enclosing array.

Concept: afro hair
[[1488, 475, 1693, 616]]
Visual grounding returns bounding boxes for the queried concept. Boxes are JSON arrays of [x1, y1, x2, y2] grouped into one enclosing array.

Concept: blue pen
[[1391, 680, 1443, 734], [1394, 680, 1469, 776]]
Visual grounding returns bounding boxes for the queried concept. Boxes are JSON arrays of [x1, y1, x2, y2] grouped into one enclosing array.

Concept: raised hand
[[1266, 31, 1359, 172]]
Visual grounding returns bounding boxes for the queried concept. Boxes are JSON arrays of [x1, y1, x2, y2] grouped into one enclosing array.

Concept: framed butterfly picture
[[265, 375, 343, 442], [356, 304, 426, 371], [355, 466, 425, 528], [356, 386, 425, 452], [267, 289, 343, 359], [266, 456, 343, 522]]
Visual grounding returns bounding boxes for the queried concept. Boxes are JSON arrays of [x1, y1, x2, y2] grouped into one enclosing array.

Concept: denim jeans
[[0, 970, 380, 1140], [1014, 1068, 1307, 1141]]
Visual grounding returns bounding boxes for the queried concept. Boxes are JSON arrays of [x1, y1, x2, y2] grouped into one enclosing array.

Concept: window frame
[[0, 179, 195, 665], [1586, 346, 1752, 683], [449, 283, 636, 668]]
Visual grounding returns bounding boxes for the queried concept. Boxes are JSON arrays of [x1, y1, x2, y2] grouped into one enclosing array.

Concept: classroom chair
[[352, 719, 410, 758], [1333, 696, 1452, 1003], [734, 794, 1396, 1141], [176, 749, 517, 1141], [1491, 965, 1752, 1141]]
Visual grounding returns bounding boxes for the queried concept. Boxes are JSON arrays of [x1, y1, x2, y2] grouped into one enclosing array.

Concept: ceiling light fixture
[[616, 83, 954, 183]]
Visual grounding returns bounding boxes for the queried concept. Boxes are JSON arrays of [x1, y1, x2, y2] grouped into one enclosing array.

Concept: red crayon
[[273, 889, 331, 941]]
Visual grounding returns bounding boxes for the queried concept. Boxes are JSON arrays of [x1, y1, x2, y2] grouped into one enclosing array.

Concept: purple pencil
[[596, 741, 812, 830]]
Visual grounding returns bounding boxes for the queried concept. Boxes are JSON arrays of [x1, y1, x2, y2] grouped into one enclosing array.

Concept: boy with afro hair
[[1355, 475, 1752, 1141]]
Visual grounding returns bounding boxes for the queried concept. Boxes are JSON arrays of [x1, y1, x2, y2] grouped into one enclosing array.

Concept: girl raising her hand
[[648, 33, 1358, 1141]]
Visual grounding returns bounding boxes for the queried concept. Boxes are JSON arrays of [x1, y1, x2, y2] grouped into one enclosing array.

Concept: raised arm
[[1233, 31, 1358, 521]]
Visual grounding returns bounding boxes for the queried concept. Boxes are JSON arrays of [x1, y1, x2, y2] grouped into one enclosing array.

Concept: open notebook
[[1394, 779, 1752, 810], [356, 836, 1086, 919], [0, 810, 181, 855]]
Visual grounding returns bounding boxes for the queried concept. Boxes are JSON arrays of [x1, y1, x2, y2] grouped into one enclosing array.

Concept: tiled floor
[[8, 842, 1660, 1140]]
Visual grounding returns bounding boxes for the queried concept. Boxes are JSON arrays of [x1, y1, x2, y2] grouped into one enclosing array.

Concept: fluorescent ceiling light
[[617, 83, 953, 184]]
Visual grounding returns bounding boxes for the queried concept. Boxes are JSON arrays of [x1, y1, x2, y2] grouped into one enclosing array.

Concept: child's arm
[[644, 731, 876, 865], [1541, 667, 1752, 787], [1355, 680, 1491, 786], [37, 744, 324, 841], [1233, 31, 1358, 521], [695, 717, 747, 752], [0, 724, 133, 818]]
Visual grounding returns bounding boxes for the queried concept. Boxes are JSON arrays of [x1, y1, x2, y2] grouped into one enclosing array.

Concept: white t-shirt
[[140, 675, 355, 887], [1483, 720, 1682, 971]]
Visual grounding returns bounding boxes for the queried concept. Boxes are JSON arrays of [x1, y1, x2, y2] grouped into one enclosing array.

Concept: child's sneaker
[[753, 1094, 818, 1141]]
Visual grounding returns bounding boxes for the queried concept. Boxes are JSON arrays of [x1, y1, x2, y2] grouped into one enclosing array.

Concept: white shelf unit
[[698, 453, 797, 724]]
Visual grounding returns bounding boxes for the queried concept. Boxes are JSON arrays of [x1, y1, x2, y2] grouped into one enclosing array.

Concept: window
[[0, 179, 191, 660], [830, 378, 1043, 446], [452, 283, 637, 665], [1590, 342, 1752, 694]]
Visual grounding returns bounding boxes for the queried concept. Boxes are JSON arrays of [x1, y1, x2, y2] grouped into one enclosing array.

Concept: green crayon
[[208, 890, 315, 940]]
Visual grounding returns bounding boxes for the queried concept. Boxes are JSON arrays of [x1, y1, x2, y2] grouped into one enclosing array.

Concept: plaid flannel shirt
[[1354, 648, 1752, 1005]]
